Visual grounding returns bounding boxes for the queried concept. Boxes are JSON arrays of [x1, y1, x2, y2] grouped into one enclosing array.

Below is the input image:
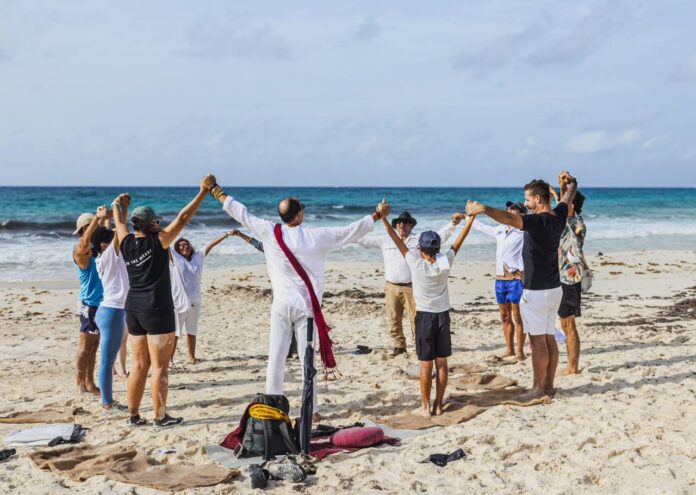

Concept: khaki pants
[[385, 282, 417, 349]]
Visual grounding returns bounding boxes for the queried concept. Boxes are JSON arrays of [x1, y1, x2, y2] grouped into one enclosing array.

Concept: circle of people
[[71, 171, 588, 426]]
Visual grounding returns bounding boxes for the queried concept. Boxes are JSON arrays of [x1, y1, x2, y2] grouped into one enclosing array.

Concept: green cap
[[131, 206, 162, 224]]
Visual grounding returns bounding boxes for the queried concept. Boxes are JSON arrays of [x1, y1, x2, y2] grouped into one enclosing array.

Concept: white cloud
[[565, 129, 640, 154], [181, 14, 291, 61], [516, 136, 536, 157], [353, 16, 380, 43], [527, 1, 630, 67], [452, 20, 545, 72], [669, 56, 696, 83], [642, 136, 670, 150]]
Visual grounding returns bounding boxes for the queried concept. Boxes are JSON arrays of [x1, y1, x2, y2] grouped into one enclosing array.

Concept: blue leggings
[[95, 306, 126, 406]]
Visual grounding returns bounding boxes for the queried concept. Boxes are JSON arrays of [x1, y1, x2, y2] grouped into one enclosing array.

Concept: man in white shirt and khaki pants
[[357, 212, 461, 357]]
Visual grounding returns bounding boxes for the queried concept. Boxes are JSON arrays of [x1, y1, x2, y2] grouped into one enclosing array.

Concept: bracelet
[[374, 211, 381, 220], [210, 183, 226, 200]]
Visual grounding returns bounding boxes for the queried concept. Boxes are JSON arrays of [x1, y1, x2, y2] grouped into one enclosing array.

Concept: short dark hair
[[131, 217, 159, 234], [573, 190, 585, 214], [420, 246, 440, 257], [524, 179, 551, 204], [174, 238, 195, 257], [132, 217, 147, 232], [278, 197, 304, 224], [90, 227, 114, 257]]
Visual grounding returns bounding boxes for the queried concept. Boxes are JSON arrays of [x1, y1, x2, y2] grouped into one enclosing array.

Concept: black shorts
[[79, 301, 100, 335], [415, 310, 452, 361], [558, 283, 582, 318], [126, 309, 176, 336]]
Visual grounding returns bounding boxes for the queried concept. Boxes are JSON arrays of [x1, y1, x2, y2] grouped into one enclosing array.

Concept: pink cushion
[[330, 426, 384, 448]]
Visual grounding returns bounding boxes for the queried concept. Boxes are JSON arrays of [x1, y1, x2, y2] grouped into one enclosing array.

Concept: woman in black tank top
[[112, 175, 216, 429]]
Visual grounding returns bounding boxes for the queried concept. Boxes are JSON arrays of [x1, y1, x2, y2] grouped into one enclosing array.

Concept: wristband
[[374, 211, 381, 220], [210, 183, 226, 200]]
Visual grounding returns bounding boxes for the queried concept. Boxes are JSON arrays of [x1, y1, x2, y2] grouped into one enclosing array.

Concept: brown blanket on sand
[[448, 363, 488, 374], [380, 388, 552, 430], [449, 372, 517, 391], [0, 404, 87, 424], [29, 445, 237, 492]]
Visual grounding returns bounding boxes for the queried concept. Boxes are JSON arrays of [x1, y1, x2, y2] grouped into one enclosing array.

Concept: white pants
[[175, 303, 202, 337], [520, 287, 563, 336], [267, 301, 319, 411]]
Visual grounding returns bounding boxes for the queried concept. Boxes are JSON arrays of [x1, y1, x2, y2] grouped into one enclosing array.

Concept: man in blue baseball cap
[[379, 201, 477, 417]]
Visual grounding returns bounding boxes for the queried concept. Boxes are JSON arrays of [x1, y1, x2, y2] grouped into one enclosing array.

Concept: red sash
[[273, 224, 337, 376]]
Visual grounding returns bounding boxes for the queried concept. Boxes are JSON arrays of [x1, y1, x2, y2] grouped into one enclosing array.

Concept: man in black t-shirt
[[467, 175, 577, 400]]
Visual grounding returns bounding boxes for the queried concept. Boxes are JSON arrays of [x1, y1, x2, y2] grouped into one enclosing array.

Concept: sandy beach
[[1, 249, 695, 494]]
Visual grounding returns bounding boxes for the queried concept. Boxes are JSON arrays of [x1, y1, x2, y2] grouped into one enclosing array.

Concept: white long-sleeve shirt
[[170, 248, 205, 307], [356, 222, 457, 284], [223, 196, 375, 313], [472, 219, 524, 277]]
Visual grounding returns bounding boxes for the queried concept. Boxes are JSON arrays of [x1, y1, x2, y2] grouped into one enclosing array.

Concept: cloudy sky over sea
[[1, 1, 695, 187]]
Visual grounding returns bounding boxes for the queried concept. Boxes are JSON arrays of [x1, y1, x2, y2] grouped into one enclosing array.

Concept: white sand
[[1, 250, 695, 494]]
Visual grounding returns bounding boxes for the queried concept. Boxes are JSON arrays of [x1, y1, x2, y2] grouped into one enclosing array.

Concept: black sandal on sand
[[127, 415, 147, 427], [421, 448, 467, 467]]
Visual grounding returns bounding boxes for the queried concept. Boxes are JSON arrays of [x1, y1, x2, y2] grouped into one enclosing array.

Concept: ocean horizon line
[[1, 185, 694, 190]]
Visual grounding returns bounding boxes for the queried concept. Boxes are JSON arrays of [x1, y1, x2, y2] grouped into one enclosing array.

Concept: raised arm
[[231, 229, 265, 253], [312, 202, 386, 250], [466, 201, 523, 230], [159, 175, 216, 249], [355, 234, 384, 249], [111, 193, 131, 245], [436, 214, 461, 243], [208, 181, 273, 240], [559, 175, 577, 206], [549, 185, 559, 205], [73, 210, 103, 269], [451, 214, 476, 255], [203, 231, 231, 256], [470, 216, 498, 238], [379, 202, 409, 257]]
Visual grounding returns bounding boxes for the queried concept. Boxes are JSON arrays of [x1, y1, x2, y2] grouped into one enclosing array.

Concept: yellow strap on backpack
[[249, 404, 290, 423]]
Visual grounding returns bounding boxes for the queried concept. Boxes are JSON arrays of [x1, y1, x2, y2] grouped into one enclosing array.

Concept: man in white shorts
[[466, 174, 577, 399]]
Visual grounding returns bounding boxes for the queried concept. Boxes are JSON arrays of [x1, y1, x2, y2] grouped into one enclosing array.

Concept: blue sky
[[1, 0, 695, 187]]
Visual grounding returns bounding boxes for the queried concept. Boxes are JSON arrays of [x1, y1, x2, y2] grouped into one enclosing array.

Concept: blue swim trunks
[[495, 279, 523, 305]]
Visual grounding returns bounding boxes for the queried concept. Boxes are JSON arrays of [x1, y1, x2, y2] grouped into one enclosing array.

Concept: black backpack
[[241, 394, 300, 460]]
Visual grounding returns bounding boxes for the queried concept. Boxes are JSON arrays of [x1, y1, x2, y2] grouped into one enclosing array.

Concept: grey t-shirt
[[404, 249, 456, 313]]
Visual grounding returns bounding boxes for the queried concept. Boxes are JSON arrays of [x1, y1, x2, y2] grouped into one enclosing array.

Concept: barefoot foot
[[517, 388, 547, 402], [86, 386, 101, 397], [559, 368, 579, 376], [412, 406, 431, 418]]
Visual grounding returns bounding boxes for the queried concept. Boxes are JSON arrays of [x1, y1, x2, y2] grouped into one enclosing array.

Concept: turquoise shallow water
[[1, 187, 695, 280]]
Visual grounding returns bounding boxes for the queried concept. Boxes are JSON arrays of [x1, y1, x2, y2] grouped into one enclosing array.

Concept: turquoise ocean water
[[1, 187, 695, 281]]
